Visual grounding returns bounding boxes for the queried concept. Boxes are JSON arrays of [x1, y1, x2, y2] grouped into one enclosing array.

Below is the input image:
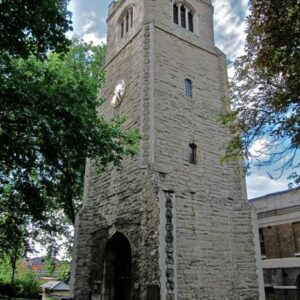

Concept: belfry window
[[189, 143, 197, 164], [185, 79, 192, 98], [188, 11, 194, 32], [121, 20, 124, 38], [119, 6, 134, 39], [180, 5, 186, 28], [173, 2, 194, 32], [126, 12, 129, 33], [173, 4, 179, 24]]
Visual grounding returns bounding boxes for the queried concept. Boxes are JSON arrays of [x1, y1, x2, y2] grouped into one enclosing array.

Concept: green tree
[[0, 39, 140, 259], [220, 0, 300, 185], [0, 256, 40, 299], [0, 0, 72, 58], [58, 263, 71, 284]]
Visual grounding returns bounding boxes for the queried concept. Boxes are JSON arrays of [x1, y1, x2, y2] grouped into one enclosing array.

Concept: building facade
[[252, 189, 300, 300], [71, 0, 259, 299]]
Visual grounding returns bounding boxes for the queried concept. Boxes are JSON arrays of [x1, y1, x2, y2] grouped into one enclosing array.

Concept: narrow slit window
[[188, 11, 193, 32], [173, 4, 179, 24], [180, 5, 186, 28], [189, 143, 197, 164], [185, 79, 192, 98]]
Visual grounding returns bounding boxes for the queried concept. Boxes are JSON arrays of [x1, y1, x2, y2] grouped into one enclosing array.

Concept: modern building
[[71, 0, 259, 299], [251, 189, 300, 300]]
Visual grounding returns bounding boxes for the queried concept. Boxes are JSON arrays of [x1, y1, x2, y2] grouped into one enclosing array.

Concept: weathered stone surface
[[71, 0, 259, 299]]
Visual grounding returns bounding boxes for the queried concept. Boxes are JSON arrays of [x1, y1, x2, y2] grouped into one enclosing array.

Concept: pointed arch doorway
[[102, 232, 132, 300]]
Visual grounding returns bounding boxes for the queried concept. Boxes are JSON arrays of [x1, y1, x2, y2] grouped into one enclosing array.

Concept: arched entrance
[[102, 232, 132, 300]]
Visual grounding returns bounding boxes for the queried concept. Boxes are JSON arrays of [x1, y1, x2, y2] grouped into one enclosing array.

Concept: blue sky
[[68, 0, 294, 199]]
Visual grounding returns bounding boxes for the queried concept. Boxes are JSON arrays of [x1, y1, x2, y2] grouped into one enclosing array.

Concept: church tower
[[71, 0, 259, 299]]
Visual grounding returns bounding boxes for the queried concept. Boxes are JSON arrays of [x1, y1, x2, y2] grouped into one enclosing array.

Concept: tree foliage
[[220, 0, 300, 185], [0, 0, 72, 58], [58, 263, 71, 284], [0, 256, 40, 299], [0, 39, 140, 258]]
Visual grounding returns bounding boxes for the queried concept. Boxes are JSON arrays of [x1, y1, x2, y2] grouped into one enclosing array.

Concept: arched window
[[180, 5, 186, 28], [188, 11, 194, 32], [119, 6, 134, 39], [185, 79, 192, 98], [121, 20, 124, 38], [189, 143, 197, 164], [173, 2, 194, 32], [125, 12, 129, 33], [173, 4, 179, 24]]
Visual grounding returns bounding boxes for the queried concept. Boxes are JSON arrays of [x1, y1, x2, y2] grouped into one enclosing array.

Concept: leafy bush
[[16, 270, 40, 297]]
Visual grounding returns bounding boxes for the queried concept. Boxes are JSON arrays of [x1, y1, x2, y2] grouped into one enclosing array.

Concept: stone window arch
[[173, 2, 195, 32], [119, 6, 134, 39]]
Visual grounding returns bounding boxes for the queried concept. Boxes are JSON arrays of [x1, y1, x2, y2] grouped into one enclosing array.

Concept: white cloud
[[82, 21, 96, 33], [82, 33, 107, 45], [246, 169, 290, 199], [249, 139, 270, 160], [212, 0, 249, 78]]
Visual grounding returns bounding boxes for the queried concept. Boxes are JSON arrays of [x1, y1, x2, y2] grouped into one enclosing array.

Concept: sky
[[68, 0, 294, 199]]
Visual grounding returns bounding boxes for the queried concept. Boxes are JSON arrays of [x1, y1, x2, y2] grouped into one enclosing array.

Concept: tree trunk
[[9, 248, 18, 300]]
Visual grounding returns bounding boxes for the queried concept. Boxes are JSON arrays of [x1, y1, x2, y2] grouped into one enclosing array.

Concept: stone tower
[[71, 0, 259, 299]]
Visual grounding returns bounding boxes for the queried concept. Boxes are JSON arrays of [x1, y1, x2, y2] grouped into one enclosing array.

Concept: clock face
[[111, 80, 126, 108]]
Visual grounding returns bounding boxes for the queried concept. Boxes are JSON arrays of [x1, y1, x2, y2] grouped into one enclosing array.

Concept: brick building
[[70, 0, 259, 299], [252, 189, 300, 300]]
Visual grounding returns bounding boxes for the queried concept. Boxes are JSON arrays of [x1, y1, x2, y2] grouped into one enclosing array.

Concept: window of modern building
[[119, 7, 134, 39], [293, 222, 300, 253], [189, 143, 197, 164], [185, 79, 192, 98], [173, 3, 194, 32], [259, 228, 266, 256]]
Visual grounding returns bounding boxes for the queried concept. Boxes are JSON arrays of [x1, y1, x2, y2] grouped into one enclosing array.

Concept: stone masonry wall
[[71, 10, 163, 299], [150, 18, 258, 299]]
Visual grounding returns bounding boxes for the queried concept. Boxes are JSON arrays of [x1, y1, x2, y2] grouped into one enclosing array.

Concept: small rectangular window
[[180, 6, 186, 28], [188, 12, 193, 32], [173, 4, 179, 24], [189, 144, 197, 164]]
